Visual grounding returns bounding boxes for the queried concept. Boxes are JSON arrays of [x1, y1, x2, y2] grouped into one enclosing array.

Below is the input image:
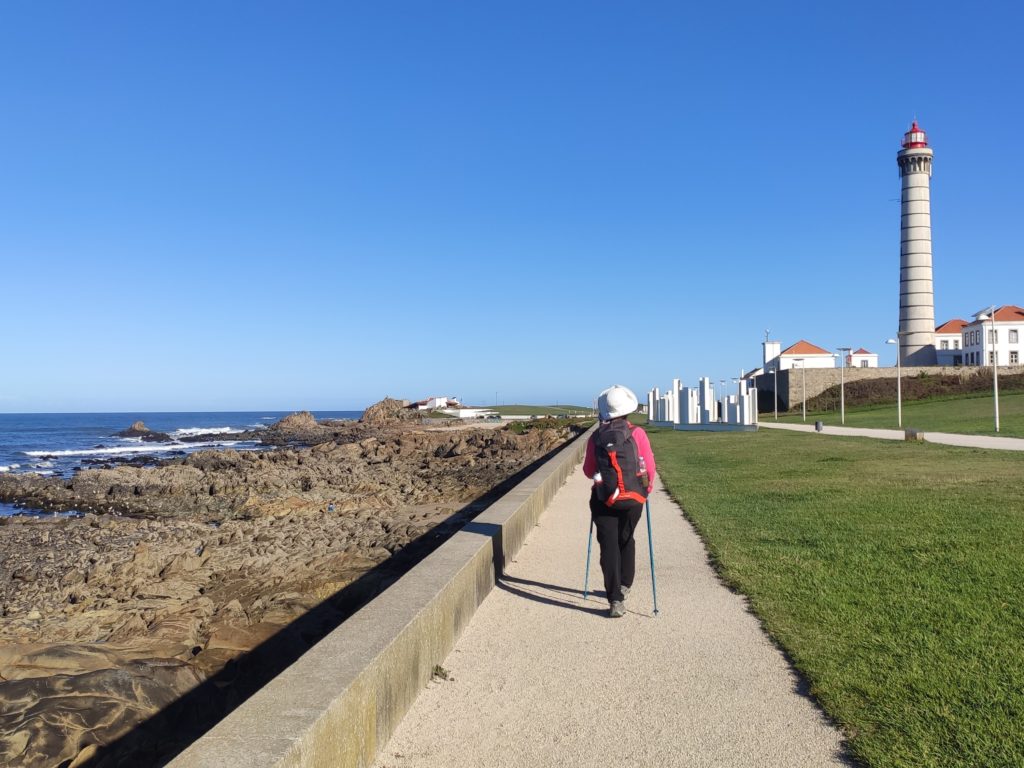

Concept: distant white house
[[934, 319, 967, 366], [848, 348, 879, 368], [762, 340, 835, 372], [960, 305, 1024, 367], [410, 396, 461, 411]]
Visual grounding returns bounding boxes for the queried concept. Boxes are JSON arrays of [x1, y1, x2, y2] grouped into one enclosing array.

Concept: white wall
[[962, 320, 1024, 366]]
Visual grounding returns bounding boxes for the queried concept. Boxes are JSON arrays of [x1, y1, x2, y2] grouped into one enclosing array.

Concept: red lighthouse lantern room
[[902, 121, 928, 148]]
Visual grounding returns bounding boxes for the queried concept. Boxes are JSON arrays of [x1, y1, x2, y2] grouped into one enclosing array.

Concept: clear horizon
[[3, 2, 1022, 412]]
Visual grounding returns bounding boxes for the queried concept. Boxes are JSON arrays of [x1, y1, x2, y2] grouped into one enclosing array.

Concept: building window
[[1011, 329, 1019, 343], [1012, 351, 1020, 365], [940, 340, 949, 350], [954, 339, 960, 350], [990, 351, 996, 365], [860, 360, 868, 368], [989, 329, 998, 344]]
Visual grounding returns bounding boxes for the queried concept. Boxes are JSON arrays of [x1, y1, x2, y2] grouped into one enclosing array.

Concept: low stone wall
[[168, 426, 593, 768], [756, 365, 1024, 412]]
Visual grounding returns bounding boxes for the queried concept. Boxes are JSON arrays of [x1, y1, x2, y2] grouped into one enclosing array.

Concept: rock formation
[[360, 397, 420, 424], [0, 411, 586, 767], [113, 420, 172, 443]]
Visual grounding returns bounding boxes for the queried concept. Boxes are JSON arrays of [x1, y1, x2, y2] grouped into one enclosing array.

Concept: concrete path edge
[[167, 426, 595, 768]]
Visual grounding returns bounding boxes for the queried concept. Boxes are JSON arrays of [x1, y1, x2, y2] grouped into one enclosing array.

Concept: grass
[[482, 404, 592, 416], [648, 426, 1024, 767], [773, 390, 1024, 438]]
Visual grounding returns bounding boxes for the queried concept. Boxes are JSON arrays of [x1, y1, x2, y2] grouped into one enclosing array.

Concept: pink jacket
[[582, 423, 657, 494]]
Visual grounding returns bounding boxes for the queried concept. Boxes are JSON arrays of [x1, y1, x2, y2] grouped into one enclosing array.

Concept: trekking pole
[[646, 498, 659, 616], [583, 519, 595, 600]]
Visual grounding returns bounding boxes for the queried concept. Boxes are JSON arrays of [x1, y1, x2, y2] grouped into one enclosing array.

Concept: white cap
[[597, 385, 638, 420]]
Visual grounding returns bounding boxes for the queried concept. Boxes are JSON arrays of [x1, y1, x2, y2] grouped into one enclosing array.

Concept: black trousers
[[590, 493, 644, 604]]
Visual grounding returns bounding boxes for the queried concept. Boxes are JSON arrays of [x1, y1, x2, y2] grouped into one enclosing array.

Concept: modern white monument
[[648, 377, 757, 431], [897, 121, 937, 365]]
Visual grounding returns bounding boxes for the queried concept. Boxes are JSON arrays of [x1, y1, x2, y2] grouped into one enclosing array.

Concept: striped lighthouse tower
[[897, 121, 937, 365]]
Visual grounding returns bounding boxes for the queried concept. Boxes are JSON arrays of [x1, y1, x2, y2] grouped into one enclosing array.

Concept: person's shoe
[[620, 585, 631, 600], [609, 601, 625, 618]]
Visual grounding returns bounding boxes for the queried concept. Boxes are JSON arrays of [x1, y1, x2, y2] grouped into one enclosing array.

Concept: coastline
[[0, 406, 586, 767]]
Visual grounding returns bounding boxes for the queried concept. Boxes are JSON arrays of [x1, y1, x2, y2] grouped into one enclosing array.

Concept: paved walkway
[[373, 471, 850, 768], [759, 421, 1024, 451]]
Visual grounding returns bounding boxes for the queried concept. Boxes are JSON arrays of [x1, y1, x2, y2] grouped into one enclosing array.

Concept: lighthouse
[[897, 121, 937, 365]]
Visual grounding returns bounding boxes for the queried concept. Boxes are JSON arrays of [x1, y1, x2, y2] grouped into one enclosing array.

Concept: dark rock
[[115, 421, 172, 442]]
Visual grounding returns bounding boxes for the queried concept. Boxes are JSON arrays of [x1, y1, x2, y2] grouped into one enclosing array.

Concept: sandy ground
[[372, 469, 851, 768]]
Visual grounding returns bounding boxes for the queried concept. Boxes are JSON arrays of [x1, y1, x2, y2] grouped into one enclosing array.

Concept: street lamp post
[[793, 359, 806, 422], [885, 338, 902, 428], [836, 347, 851, 425], [978, 306, 1001, 433], [771, 367, 778, 421]]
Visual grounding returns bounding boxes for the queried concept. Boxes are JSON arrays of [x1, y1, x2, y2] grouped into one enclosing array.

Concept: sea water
[[0, 411, 362, 516]]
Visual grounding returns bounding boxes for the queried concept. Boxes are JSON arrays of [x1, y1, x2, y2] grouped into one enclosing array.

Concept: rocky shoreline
[[0, 404, 586, 767]]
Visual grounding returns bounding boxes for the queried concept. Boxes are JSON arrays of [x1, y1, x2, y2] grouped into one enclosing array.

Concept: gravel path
[[760, 421, 1024, 450], [373, 469, 851, 768]]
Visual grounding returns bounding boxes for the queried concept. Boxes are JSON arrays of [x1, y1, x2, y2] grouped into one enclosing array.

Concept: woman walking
[[582, 385, 656, 618]]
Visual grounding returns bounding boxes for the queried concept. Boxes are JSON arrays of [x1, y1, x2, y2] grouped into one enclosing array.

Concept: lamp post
[[836, 347, 851, 425], [885, 338, 902, 428], [793, 359, 806, 422], [771, 367, 778, 421], [978, 306, 1001, 433], [750, 372, 758, 418]]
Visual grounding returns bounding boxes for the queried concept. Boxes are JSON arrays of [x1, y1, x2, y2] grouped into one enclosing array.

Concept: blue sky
[[2, 2, 1022, 412]]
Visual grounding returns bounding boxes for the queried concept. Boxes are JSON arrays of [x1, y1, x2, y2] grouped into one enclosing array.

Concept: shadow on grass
[[80, 434, 584, 768]]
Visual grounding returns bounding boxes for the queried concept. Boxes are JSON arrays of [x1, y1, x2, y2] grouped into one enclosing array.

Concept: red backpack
[[592, 420, 648, 509]]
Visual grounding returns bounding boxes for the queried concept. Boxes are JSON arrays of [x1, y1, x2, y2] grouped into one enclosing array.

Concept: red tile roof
[[935, 318, 968, 334], [780, 340, 831, 356], [993, 305, 1024, 322], [852, 348, 873, 355]]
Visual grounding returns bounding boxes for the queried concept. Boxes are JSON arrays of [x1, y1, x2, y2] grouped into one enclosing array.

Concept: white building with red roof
[[847, 348, 879, 368], [959, 305, 1024, 367], [764, 340, 836, 371], [934, 318, 968, 366]]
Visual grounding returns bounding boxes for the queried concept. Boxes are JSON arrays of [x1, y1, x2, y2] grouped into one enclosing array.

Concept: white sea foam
[[171, 426, 244, 438], [0, 464, 19, 473], [22, 440, 255, 459]]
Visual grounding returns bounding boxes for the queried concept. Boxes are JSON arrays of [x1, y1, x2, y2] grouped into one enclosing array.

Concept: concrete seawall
[[168, 426, 593, 768]]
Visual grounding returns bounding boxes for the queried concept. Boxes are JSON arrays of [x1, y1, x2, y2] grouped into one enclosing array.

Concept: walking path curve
[[373, 470, 850, 768], [759, 421, 1024, 450]]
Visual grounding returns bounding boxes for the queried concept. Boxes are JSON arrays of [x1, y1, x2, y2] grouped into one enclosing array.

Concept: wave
[[0, 464, 19, 473], [23, 440, 258, 459], [170, 426, 245, 438]]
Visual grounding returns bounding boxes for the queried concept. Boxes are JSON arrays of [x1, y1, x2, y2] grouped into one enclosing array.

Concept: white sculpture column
[[897, 121, 937, 365]]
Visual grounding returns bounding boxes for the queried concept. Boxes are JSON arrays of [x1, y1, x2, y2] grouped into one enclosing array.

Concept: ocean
[[0, 411, 362, 516]]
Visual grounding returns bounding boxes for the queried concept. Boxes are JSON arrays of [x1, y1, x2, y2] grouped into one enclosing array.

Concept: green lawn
[[649, 427, 1024, 768], [483, 404, 592, 416], [774, 390, 1024, 438]]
